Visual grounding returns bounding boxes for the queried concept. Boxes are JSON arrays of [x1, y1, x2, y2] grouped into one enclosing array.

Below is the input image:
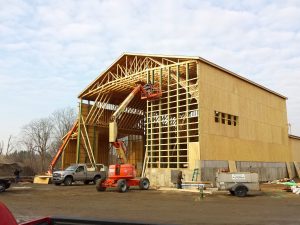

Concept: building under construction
[[59, 53, 300, 186]]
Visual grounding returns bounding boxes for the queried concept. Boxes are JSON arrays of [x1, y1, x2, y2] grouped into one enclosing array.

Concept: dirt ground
[[1, 183, 300, 225]]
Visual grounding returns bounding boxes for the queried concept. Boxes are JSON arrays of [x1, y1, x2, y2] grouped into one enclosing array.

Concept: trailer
[[216, 172, 260, 197]]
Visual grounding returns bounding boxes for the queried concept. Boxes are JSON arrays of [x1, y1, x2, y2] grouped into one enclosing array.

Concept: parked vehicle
[[96, 82, 157, 193], [0, 178, 11, 192], [216, 172, 260, 197], [52, 164, 107, 186]]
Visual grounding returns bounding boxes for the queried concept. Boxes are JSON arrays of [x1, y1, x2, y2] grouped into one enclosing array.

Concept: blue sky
[[1, 0, 300, 144]]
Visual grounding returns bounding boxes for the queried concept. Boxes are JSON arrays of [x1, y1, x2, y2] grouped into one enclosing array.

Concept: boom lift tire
[[139, 178, 150, 190], [64, 176, 73, 186], [117, 179, 128, 193], [96, 178, 106, 192], [93, 175, 101, 184]]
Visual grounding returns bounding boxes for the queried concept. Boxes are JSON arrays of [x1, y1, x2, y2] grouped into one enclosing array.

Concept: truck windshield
[[65, 165, 77, 171]]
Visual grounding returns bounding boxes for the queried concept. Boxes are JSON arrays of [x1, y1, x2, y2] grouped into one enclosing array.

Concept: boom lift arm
[[47, 121, 78, 174], [109, 82, 161, 163]]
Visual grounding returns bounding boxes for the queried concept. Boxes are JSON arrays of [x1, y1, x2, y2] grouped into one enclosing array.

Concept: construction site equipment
[[97, 82, 161, 192], [109, 82, 162, 143], [33, 175, 52, 184], [192, 168, 199, 181], [48, 121, 79, 174], [52, 163, 106, 186], [216, 172, 260, 197]]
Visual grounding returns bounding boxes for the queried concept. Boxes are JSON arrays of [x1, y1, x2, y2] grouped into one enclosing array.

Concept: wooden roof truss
[[77, 55, 200, 168]]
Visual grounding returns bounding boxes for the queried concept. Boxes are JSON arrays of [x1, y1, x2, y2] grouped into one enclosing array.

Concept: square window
[[228, 114, 232, 125], [233, 116, 238, 126], [215, 111, 220, 123], [221, 113, 226, 124]]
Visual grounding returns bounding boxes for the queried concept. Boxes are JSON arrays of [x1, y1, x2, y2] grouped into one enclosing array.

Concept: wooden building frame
[[60, 53, 300, 185]]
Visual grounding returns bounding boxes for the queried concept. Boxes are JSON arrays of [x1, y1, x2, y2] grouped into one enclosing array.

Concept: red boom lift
[[96, 82, 162, 192]]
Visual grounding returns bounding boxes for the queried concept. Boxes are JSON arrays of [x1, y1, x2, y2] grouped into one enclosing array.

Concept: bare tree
[[19, 134, 38, 172], [0, 135, 15, 156], [0, 140, 3, 155], [5, 135, 15, 156], [50, 107, 77, 156], [22, 118, 54, 172], [52, 107, 77, 138]]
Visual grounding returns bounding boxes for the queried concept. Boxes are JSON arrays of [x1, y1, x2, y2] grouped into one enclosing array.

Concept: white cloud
[[0, 0, 300, 142]]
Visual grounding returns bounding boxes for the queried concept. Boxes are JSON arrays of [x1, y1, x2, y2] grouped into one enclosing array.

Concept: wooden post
[[197, 62, 201, 181], [76, 99, 82, 163]]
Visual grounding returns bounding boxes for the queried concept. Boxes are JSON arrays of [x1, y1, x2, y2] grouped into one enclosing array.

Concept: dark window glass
[[228, 114, 232, 125], [215, 111, 220, 122], [233, 116, 238, 126], [221, 113, 226, 124]]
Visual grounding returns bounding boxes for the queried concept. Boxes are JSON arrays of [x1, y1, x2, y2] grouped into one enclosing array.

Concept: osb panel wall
[[62, 139, 77, 169], [77, 103, 89, 163], [97, 128, 109, 166], [289, 137, 300, 162], [198, 61, 291, 162], [127, 137, 144, 176]]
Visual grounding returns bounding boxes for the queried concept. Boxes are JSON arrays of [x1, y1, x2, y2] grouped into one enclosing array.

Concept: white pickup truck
[[52, 164, 107, 186]]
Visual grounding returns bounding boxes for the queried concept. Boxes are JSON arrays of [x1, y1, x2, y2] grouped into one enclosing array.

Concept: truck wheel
[[117, 179, 127, 193], [229, 190, 235, 195], [234, 185, 248, 197], [96, 178, 106, 192], [64, 177, 73, 186], [84, 181, 90, 185], [0, 182, 6, 192], [93, 176, 101, 185], [54, 183, 61, 186], [139, 178, 150, 190]]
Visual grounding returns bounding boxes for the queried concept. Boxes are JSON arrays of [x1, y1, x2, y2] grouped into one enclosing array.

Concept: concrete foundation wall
[[146, 168, 195, 187], [146, 160, 297, 187], [200, 160, 228, 182], [236, 161, 290, 181]]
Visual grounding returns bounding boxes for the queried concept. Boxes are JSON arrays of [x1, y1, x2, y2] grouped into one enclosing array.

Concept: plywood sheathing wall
[[198, 61, 291, 163], [62, 139, 77, 169]]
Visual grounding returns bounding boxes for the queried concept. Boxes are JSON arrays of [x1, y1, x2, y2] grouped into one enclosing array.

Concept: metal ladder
[[192, 168, 199, 181]]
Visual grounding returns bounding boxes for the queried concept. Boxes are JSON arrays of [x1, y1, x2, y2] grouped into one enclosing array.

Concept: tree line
[[0, 107, 77, 174]]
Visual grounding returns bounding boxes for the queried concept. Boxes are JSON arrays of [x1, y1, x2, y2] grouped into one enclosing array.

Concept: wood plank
[[286, 162, 292, 179], [294, 162, 300, 178], [228, 160, 237, 172]]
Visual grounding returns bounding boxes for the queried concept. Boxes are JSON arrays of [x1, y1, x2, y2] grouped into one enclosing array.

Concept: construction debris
[[291, 186, 300, 195]]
